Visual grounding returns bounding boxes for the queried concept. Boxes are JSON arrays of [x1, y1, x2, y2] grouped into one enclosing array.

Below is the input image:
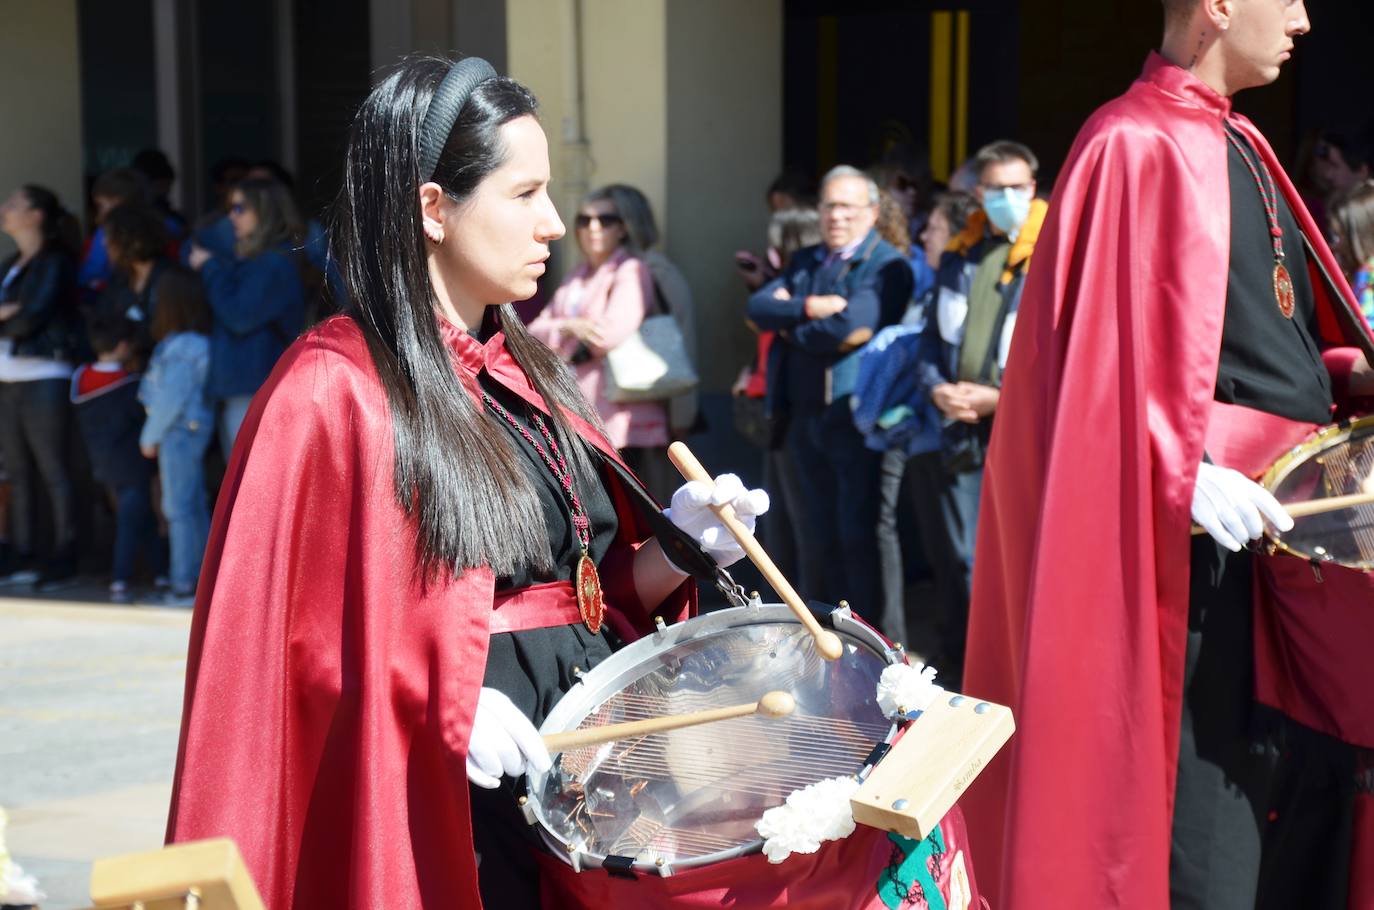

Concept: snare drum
[[522, 601, 901, 877], [1263, 415, 1374, 570]]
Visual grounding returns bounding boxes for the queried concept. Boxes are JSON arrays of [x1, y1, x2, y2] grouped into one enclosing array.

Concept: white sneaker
[[0, 568, 39, 586]]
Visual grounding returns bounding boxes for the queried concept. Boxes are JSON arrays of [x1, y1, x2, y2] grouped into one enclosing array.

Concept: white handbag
[[603, 313, 699, 403]]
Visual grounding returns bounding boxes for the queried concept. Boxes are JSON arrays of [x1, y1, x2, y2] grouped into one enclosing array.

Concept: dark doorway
[[293, 0, 372, 221], [782, 0, 1020, 186]]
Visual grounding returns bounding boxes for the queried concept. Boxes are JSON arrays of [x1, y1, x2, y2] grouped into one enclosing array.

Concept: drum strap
[[490, 580, 587, 634], [1204, 400, 1321, 478]]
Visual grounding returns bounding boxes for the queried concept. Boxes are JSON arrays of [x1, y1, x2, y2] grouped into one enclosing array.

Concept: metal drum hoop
[[523, 601, 903, 876], [1261, 415, 1374, 570]]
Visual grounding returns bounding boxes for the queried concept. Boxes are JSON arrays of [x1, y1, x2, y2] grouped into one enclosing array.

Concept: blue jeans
[[218, 394, 254, 462], [931, 461, 982, 674], [0, 379, 76, 554], [112, 482, 164, 583], [159, 424, 212, 593]]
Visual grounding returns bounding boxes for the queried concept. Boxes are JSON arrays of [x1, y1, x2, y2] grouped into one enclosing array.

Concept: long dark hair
[[333, 56, 606, 579], [21, 185, 81, 256], [103, 203, 169, 268]]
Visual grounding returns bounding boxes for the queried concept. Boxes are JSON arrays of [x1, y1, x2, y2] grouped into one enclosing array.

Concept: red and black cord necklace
[[482, 393, 605, 634], [1225, 123, 1296, 319]]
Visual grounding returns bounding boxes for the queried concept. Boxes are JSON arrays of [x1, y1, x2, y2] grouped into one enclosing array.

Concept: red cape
[[165, 315, 693, 909], [960, 53, 1373, 910]]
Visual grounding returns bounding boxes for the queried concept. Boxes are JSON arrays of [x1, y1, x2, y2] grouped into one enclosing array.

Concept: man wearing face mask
[[910, 140, 1047, 685], [960, 2, 1374, 909]]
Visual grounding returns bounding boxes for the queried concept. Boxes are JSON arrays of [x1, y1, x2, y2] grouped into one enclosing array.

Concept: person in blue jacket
[[139, 266, 213, 607], [188, 162, 345, 318], [746, 165, 913, 638], [188, 177, 304, 456]]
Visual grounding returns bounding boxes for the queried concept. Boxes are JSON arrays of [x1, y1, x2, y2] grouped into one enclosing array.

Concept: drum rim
[[1261, 414, 1374, 570], [524, 602, 902, 876]]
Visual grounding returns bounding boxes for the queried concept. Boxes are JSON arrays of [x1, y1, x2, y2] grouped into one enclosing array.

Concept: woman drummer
[[165, 55, 766, 910]]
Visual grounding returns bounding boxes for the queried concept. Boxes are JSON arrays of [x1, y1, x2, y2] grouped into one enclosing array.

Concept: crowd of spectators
[[0, 153, 698, 610], [0, 151, 326, 604], [725, 128, 1374, 684], [3, 126, 1369, 669]]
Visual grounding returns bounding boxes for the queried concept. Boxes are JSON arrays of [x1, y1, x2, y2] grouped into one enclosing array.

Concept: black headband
[[418, 56, 498, 181]]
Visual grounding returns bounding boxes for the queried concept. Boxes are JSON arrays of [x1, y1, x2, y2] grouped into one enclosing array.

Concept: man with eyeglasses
[[909, 140, 1046, 689], [960, 2, 1374, 909], [747, 165, 913, 639]]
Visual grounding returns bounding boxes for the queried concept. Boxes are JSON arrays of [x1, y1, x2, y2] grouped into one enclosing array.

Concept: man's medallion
[[1274, 261, 1295, 319]]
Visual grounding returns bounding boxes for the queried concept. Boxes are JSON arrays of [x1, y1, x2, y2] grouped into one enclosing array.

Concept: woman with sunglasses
[[165, 56, 767, 910], [528, 185, 674, 497], [186, 177, 305, 456]]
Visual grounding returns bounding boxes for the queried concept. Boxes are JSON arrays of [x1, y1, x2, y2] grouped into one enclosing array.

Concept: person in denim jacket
[[139, 266, 213, 606], [187, 177, 304, 457]]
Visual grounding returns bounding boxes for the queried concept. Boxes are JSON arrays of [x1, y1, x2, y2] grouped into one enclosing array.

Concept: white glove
[[466, 687, 551, 789], [1191, 462, 1294, 553], [664, 473, 770, 568]]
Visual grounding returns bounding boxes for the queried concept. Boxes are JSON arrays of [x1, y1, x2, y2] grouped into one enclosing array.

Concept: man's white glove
[[466, 687, 551, 789], [1191, 462, 1294, 553], [664, 473, 770, 569]]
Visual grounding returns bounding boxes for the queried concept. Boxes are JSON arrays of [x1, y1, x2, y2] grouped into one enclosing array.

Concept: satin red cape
[[164, 315, 694, 909], [960, 53, 1373, 910]]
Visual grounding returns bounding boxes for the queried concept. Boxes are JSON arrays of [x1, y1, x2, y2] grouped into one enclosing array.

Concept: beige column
[[664, 0, 782, 390], [507, 0, 782, 392], [0, 0, 84, 257]]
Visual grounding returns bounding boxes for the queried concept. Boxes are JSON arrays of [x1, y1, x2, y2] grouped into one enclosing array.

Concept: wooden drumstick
[[543, 691, 795, 752], [1190, 489, 1374, 535], [667, 441, 846, 661]]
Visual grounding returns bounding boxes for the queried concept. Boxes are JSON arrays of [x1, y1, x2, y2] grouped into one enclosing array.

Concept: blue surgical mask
[[982, 188, 1033, 239]]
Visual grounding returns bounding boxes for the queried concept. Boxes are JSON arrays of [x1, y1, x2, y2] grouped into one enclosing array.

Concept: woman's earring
[[424, 226, 444, 245]]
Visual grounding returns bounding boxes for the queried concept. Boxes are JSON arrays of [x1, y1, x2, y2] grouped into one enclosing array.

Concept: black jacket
[[0, 247, 85, 362], [70, 366, 152, 489]]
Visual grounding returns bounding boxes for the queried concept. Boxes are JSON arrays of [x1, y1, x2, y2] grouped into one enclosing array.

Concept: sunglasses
[[575, 212, 623, 229]]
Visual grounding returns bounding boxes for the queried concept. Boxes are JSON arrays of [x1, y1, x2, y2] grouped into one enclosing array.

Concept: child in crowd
[[71, 314, 164, 602], [138, 266, 212, 607]]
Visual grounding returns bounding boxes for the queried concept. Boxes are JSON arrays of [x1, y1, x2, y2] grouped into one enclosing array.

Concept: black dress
[[469, 372, 622, 909], [1169, 128, 1354, 910]]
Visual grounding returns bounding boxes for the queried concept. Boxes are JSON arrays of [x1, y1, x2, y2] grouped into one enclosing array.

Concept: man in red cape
[[960, 1, 1374, 908]]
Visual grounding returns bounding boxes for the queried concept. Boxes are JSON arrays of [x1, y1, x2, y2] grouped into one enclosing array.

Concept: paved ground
[[0, 589, 190, 910], [0, 565, 943, 910]]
